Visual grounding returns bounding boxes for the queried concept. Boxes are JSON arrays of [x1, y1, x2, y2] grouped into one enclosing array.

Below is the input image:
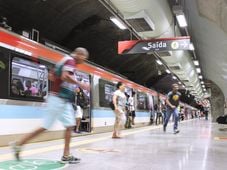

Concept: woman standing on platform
[[112, 82, 126, 138]]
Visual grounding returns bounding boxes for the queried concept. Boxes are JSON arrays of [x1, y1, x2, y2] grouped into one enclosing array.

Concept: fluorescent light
[[166, 69, 171, 74], [196, 68, 201, 73], [189, 70, 195, 77], [39, 65, 46, 68], [172, 76, 177, 80], [189, 43, 195, 50], [198, 75, 203, 79], [110, 17, 127, 30], [176, 14, 187, 27], [142, 47, 149, 51], [193, 60, 199, 66], [156, 60, 163, 65]]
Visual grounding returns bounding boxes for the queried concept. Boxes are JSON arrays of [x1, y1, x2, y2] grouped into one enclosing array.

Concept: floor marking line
[[0, 120, 192, 161]]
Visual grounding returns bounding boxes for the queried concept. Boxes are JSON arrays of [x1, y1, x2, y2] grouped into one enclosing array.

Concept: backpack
[[77, 91, 89, 109], [216, 115, 227, 124]]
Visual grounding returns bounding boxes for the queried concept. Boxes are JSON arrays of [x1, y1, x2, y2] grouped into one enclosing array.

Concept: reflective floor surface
[[1, 119, 227, 170]]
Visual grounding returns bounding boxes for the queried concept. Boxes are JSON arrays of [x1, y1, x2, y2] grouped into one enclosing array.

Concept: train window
[[10, 57, 48, 101], [125, 87, 132, 96], [137, 92, 148, 110], [99, 79, 116, 108]]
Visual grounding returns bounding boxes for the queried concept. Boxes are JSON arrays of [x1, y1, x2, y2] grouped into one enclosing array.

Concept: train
[[0, 27, 198, 146]]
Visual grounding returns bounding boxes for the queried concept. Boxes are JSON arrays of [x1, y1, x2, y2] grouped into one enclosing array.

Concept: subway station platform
[[0, 119, 227, 170]]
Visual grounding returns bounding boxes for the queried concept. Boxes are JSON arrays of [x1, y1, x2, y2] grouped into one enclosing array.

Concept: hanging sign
[[118, 36, 190, 54]]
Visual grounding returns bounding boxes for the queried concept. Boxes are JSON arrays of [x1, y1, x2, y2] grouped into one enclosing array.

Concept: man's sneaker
[[174, 129, 180, 134], [61, 155, 81, 164], [9, 141, 21, 161], [163, 125, 166, 132]]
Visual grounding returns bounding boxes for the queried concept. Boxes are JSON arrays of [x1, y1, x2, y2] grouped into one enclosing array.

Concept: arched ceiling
[[184, 0, 227, 97], [0, 0, 176, 92]]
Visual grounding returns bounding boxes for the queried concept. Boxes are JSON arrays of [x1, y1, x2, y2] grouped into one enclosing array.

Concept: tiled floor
[[1, 119, 227, 170]]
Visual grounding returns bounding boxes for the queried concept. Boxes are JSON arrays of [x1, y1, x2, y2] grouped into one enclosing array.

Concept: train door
[[74, 71, 92, 133]]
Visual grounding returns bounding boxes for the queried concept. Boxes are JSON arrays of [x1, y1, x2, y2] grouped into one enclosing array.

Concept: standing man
[[10, 47, 89, 163], [204, 106, 209, 120], [163, 84, 181, 134], [128, 91, 136, 126]]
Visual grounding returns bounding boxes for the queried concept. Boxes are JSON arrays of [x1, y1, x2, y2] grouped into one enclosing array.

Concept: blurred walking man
[[10, 47, 89, 163]]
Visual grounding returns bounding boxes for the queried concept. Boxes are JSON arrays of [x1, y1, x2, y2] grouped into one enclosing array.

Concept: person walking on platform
[[155, 100, 163, 125], [163, 84, 181, 134], [10, 47, 90, 163], [112, 82, 126, 138]]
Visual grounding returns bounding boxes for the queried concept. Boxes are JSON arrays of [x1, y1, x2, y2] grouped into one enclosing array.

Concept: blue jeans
[[164, 107, 179, 130]]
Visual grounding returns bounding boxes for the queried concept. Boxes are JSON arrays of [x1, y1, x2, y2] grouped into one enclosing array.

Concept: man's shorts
[[75, 106, 83, 119], [42, 94, 75, 129]]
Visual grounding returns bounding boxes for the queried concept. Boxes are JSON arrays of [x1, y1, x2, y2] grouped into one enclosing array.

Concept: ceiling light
[[176, 14, 188, 27], [202, 85, 205, 88], [189, 70, 195, 77], [39, 65, 46, 68], [110, 17, 127, 30], [196, 68, 201, 73], [201, 81, 204, 84], [193, 60, 199, 66], [172, 76, 177, 80], [156, 60, 163, 65], [198, 75, 203, 79], [142, 47, 149, 51], [189, 43, 195, 50], [178, 82, 182, 85], [166, 69, 171, 74]]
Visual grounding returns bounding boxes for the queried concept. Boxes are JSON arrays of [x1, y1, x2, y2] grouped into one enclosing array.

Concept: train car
[[0, 28, 159, 146], [0, 27, 198, 146]]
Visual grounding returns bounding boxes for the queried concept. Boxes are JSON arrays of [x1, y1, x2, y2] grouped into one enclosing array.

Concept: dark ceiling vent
[[169, 65, 181, 70], [157, 51, 172, 57], [182, 80, 190, 82], [125, 10, 155, 32], [126, 18, 154, 32]]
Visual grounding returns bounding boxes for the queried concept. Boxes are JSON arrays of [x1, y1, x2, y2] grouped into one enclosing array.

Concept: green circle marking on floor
[[0, 159, 67, 170]]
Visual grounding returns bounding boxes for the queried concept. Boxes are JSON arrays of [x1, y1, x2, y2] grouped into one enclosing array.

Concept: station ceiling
[[0, 0, 179, 95], [1, 0, 211, 106], [184, 0, 227, 97]]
